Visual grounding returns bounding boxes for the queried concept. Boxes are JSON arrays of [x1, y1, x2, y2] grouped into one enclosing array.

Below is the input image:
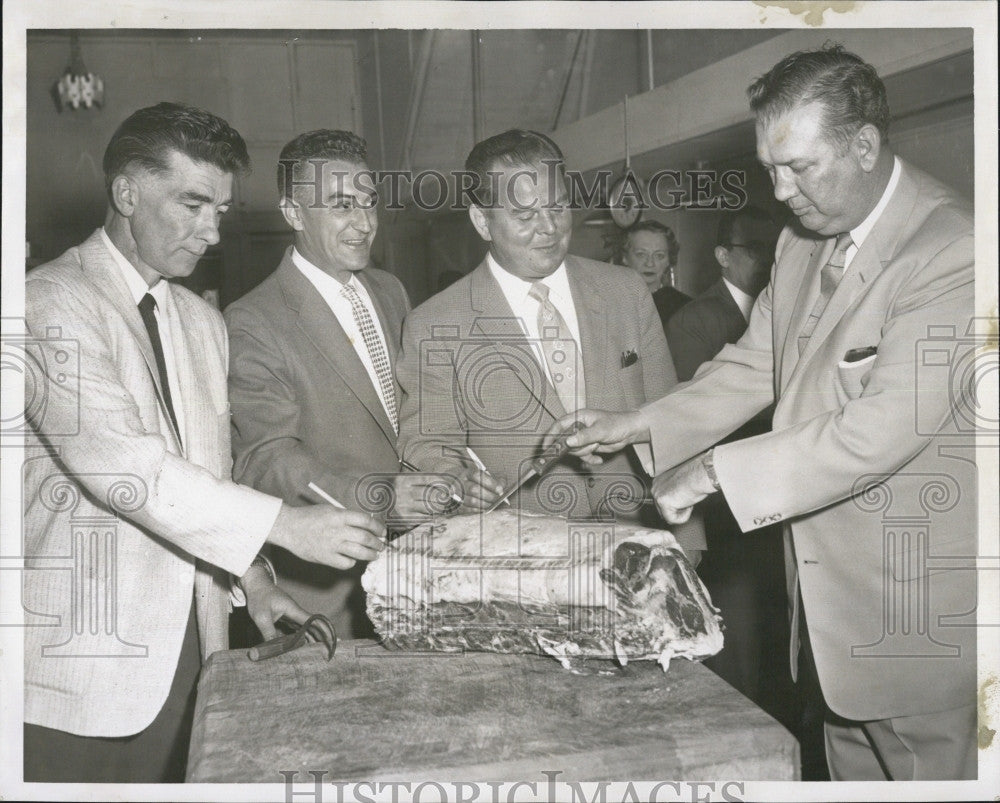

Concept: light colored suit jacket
[[23, 229, 280, 737], [644, 160, 976, 721], [397, 255, 705, 552], [226, 249, 410, 636]]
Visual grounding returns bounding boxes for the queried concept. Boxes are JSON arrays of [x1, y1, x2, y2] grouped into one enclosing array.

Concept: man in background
[[667, 207, 778, 381], [227, 130, 410, 640], [395, 129, 704, 560], [555, 45, 976, 780], [619, 220, 690, 332], [23, 104, 384, 782]]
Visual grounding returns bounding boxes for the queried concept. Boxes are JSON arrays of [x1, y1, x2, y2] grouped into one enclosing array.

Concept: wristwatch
[[701, 449, 721, 491]]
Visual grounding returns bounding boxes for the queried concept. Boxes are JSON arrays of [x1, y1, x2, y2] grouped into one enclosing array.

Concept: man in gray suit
[[395, 129, 704, 559], [227, 130, 410, 639]]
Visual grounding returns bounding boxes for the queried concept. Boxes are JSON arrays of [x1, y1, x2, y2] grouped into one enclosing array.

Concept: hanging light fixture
[[55, 33, 104, 111]]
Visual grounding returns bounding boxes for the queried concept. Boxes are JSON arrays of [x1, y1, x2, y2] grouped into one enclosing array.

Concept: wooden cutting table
[[186, 640, 798, 782]]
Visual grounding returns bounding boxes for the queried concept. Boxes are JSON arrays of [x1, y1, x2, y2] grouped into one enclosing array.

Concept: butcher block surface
[[187, 640, 798, 782]]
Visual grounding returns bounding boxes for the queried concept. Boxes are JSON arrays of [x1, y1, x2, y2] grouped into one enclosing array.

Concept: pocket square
[[621, 349, 638, 368], [843, 346, 877, 363]]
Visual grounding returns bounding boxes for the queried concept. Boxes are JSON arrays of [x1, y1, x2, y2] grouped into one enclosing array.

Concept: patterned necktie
[[137, 293, 181, 445], [528, 281, 586, 413], [341, 282, 398, 432], [798, 232, 854, 353]]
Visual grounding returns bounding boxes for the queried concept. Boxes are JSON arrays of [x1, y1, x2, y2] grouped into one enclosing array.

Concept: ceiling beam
[[552, 28, 973, 173]]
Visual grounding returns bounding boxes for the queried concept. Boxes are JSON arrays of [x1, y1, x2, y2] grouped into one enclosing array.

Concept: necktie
[[341, 282, 398, 432], [528, 281, 586, 414], [798, 232, 853, 353], [137, 293, 181, 444]]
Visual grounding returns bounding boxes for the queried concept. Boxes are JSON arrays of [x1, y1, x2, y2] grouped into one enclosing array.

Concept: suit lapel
[[565, 256, 605, 406], [793, 162, 918, 369], [77, 230, 185, 453], [277, 252, 397, 445], [468, 260, 566, 422], [778, 236, 827, 391]]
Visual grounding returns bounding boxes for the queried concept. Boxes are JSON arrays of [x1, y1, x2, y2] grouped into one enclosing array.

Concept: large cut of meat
[[363, 510, 723, 671]]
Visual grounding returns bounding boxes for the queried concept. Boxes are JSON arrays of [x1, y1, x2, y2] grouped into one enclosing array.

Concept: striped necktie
[[528, 281, 586, 413], [340, 282, 398, 432], [799, 232, 853, 353]]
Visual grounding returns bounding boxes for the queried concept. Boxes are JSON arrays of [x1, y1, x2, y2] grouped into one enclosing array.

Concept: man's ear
[[714, 245, 730, 271], [468, 205, 492, 242], [110, 174, 138, 217], [853, 123, 882, 172], [280, 197, 304, 231]]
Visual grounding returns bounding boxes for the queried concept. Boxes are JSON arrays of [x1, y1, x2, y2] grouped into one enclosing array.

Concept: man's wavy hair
[[277, 129, 368, 201], [747, 43, 891, 150], [103, 102, 250, 201]]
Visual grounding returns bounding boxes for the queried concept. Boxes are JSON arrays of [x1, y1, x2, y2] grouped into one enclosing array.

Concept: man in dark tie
[[554, 45, 976, 780], [226, 130, 411, 640], [23, 104, 385, 782]]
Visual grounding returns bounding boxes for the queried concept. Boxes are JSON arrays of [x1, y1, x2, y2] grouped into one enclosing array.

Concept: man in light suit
[[23, 104, 385, 782], [227, 130, 410, 639], [556, 46, 977, 780], [396, 130, 704, 558]]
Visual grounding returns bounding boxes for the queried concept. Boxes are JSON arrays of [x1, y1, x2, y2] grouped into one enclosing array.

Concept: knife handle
[[529, 421, 583, 474]]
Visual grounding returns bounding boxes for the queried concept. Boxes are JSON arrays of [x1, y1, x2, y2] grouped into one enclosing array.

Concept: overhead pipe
[[398, 30, 436, 171]]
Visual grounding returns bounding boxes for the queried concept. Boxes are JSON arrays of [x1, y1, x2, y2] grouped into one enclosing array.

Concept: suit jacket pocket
[[835, 353, 876, 404]]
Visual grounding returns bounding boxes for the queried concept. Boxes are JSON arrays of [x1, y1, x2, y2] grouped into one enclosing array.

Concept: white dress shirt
[[722, 277, 755, 322], [291, 248, 396, 425], [101, 227, 186, 445], [486, 252, 582, 386]]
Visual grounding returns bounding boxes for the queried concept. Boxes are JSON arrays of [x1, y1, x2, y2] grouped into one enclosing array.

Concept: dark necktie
[[528, 281, 586, 413], [798, 232, 854, 354], [137, 293, 181, 444], [340, 282, 398, 432]]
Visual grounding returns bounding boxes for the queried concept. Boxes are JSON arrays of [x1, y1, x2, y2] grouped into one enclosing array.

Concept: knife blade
[[484, 421, 583, 512]]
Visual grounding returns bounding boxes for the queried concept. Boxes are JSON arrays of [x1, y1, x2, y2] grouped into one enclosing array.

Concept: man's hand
[[266, 505, 386, 569], [239, 562, 313, 640], [651, 452, 719, 524], [544, 409, 651, 465], [393, 465, 505, 518]]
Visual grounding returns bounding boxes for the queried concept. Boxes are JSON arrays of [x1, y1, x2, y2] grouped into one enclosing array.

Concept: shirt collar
[[292, 246, 359, 291], [100, 227, 169, 309], [486, 252, 570, 301], [849, 156, 901, 249], [721, 277, 755, 321]]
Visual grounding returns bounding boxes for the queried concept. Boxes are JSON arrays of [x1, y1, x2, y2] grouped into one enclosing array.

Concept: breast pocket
[[835, 353, 876, 404]]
